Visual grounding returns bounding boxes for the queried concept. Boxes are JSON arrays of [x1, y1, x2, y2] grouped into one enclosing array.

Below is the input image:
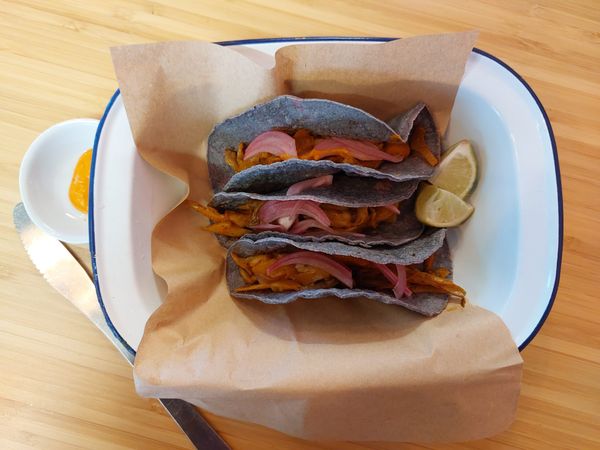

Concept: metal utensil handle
[[14, 203, 231, 450]]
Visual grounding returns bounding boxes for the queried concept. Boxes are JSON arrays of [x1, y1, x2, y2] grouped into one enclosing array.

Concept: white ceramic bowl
[[91, 38, 562, 351], [19, 119, 99, 244]]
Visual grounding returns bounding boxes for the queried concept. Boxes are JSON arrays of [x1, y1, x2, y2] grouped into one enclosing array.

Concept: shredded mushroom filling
[[190, 199, 402, 238], [225, 127, 438, 172], [232, 251, 465, 303]]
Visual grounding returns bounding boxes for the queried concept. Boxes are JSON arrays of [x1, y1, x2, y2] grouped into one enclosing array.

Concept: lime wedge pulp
[[429, 140, 477, 199], [415, 184, 474, 227]]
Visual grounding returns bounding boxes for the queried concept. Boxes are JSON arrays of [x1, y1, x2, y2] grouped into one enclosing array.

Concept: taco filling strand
[[231, 250, 465, 302], [190, 197, 401, 238], [225, 127, 438, 173]]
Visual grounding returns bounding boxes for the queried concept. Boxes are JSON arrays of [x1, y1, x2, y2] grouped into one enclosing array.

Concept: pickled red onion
[[277, 216, 296, 231], [289, 219, 337, 235], [258, 200, 330, 227], [315, 137, 403, 162], [375, 264, 398, 285], [244, 131, 297, 160], [267, 251, 353, 288], [383, 204, 400, 214], [286, 175, 333, 195], [393, 264, 412, 298], [289, 219, 366, 237], [375, 263, 411, 298]]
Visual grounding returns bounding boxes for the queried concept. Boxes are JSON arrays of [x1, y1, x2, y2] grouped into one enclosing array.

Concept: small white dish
[[19, 118, 99, 244]]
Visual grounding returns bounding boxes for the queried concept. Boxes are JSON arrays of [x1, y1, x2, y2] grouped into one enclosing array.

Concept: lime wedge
[[415, 184, 474, 227], [429, 140, 477, 199]]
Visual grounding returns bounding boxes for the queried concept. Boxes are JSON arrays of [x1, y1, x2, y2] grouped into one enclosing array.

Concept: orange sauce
[[68, 149, 92, 213]]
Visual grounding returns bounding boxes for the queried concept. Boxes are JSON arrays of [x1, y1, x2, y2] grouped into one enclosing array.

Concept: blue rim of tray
[[89, 36, 563, 356]]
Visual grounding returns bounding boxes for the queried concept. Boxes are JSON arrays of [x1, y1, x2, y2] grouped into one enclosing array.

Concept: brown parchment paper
[[111, 32, 523, 442]]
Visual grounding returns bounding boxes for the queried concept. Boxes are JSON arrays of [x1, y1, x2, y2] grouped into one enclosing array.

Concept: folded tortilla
[[213, 174, 419, 207], [207, 95, 441, 193], [192, 175, 424, 248], [226, 230, 461, 317]]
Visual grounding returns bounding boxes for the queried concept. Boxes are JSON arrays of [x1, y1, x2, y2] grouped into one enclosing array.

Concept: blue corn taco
[[190, 174, 424, 248], [207, 95, 441, 193], [226, 230, 465, 317]]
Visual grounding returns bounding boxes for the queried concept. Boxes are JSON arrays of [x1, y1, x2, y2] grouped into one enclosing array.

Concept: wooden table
[[1, 1, 599, 449]]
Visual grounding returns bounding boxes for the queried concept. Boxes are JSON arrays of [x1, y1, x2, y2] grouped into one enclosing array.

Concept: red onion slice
[[375, 264, 398, 285], [289, 219, 366, 237], [315, 137, 403, 162], [286, 175, 334, 195], [375, 263, 411, 298], [277, 216, 296, 231], [244, 131, 297, 160], [393, 264, 411, 298], [289, 219, 336, 235], [267, 251, 354, 288], [383, 204, 400, 214], [251, 218, 366, 238], [258, 200, 331, 227]]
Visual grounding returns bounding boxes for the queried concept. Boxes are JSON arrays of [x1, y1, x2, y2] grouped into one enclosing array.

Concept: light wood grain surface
[[1, 1, 599, 449]]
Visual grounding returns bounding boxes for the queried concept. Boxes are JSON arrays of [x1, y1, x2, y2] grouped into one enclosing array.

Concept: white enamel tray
[[90, 37, 562, 353]]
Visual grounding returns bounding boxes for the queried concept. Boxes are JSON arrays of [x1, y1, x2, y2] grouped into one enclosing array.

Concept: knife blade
[[13, 202, 231, 450]]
